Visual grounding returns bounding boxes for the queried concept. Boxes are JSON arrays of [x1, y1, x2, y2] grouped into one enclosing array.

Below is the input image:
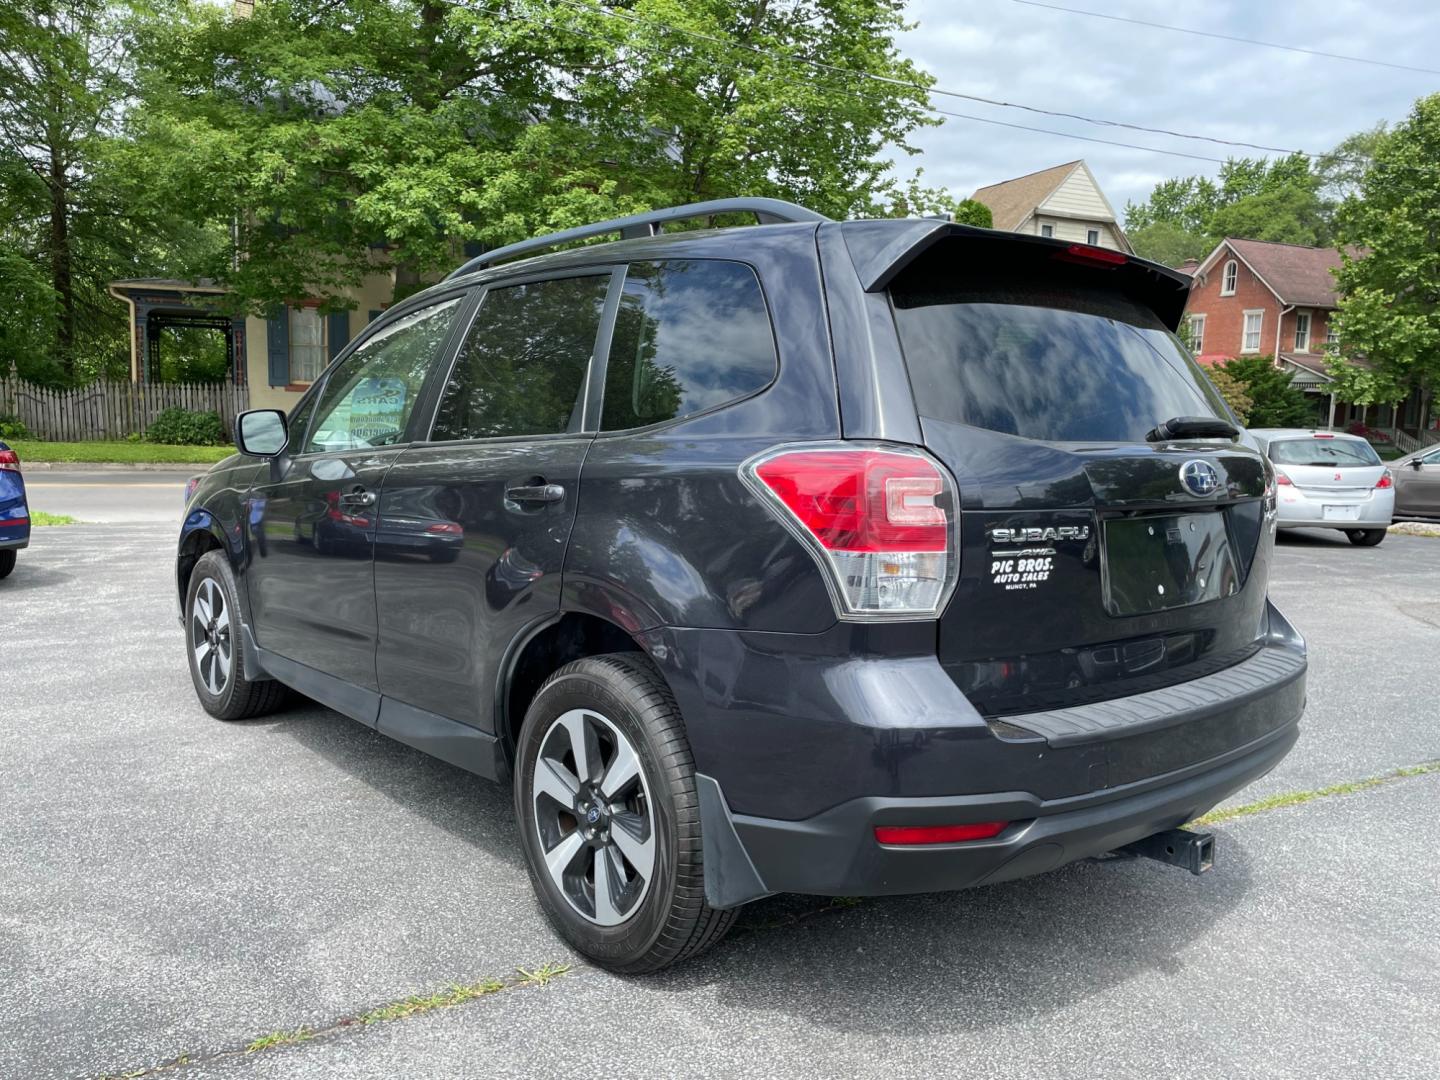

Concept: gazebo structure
[[107, 280, 246, 384]]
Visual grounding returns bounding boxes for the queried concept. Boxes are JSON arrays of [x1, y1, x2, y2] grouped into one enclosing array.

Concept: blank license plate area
[[1103, 513, 1240, 616], [1323, 504, 1360, 521]]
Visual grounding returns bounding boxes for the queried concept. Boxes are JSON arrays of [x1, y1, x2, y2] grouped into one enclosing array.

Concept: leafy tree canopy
[[1331, 93, 1440, 424], [1124, 152, 1331, 266], [1218, 354, 1314, 428], [132, 0, 941, 314]]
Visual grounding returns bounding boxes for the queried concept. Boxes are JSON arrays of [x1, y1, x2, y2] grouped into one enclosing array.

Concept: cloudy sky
[[885, 0, 1440, 217]]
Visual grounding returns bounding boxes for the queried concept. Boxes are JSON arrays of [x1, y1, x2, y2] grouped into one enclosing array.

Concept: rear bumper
[[1275, 485, 1393, 529], [669, 603, 1306, 907], [704, 719, 1296, 901], [0, 533, 28, 550]]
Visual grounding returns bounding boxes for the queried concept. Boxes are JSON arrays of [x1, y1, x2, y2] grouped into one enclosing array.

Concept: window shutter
[[266, 307, 289, 387], [327, 311, 349, 361]]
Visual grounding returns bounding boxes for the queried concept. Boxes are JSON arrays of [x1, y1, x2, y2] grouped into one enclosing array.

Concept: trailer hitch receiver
[[1116, 828, 1215, 876]]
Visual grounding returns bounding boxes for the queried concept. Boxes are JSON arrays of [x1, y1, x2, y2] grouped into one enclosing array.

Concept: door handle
[[339, 489, 377, 508], [505, 483, 565, 504]]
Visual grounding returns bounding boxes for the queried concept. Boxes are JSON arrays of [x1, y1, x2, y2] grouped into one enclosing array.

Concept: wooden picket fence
[[0, 377, 250, 441]]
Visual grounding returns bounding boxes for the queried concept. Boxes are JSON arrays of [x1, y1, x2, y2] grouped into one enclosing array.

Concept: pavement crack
[[95, 962, 585, 1080], [1193, 760, 1440, 828]]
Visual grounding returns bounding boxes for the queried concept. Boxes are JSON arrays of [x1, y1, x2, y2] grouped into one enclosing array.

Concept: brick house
[[1183, 238, 1430, 438]]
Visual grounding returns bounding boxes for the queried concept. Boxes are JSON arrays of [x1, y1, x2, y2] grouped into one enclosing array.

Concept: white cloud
[[883, 0, 1438, 218]]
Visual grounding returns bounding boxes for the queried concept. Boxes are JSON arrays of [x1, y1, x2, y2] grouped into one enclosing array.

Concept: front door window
[[305, 297, 463, 453]]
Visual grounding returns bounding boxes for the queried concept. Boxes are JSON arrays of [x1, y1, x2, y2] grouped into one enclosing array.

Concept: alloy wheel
[[531, 708, 656, 926], [190, 576, 232, 697]]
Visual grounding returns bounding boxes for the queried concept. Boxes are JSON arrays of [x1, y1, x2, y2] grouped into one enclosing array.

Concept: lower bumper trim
[[704, 721, 1298, 900]]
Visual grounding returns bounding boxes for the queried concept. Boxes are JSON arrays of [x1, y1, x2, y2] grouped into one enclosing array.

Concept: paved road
[[21, 469, 190, 524], [1, 515, 1437, 1080]]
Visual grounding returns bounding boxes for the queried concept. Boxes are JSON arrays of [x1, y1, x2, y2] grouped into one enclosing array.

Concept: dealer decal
[[989, 549, 1055, 591]]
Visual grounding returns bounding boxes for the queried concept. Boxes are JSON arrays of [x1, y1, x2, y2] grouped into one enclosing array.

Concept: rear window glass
[[601, 260, 776, 430], [1268, 438, 1381, 467], [889, 257, 1227, 443]]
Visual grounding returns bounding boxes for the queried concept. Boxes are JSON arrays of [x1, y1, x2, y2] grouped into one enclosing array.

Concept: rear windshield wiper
[[1146, 416, 1238, 442]]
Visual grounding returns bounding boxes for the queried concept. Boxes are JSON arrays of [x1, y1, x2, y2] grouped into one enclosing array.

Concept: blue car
[[0, 439, 29, 579]]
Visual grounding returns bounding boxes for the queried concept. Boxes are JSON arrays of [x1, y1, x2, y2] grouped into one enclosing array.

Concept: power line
[[927, 107, 1225, 163], [447, 0, 1236, 164], [542, 0, 1313, 157], [1011, 0, 1440, 76]]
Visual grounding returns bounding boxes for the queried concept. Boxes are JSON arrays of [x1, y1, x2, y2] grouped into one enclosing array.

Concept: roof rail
[[445, 198, 829, 280]]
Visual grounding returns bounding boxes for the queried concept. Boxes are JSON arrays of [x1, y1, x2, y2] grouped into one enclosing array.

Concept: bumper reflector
[[874, 821, 1008, 845]]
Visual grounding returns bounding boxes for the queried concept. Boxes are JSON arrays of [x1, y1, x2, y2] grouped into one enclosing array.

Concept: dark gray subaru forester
[[176, 199, 1304, 972]]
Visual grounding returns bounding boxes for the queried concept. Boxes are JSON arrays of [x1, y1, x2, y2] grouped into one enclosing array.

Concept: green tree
[[1123, 152, 1330, 266], [0, 0, 223, 383], [1129, 220, 1210, 266], [1330, 93, 1440, 432], [133, 0, 939, 315], [1219, 354, 1313, 427], [1205, 365, 1254, 422]]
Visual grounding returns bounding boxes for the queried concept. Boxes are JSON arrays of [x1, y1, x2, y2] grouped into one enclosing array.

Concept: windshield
[[890, 269, 1227, 443], [1268, 438, 1381, 467]]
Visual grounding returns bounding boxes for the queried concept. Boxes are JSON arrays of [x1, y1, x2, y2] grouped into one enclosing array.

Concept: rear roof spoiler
[[838, 220, 1193, 330]]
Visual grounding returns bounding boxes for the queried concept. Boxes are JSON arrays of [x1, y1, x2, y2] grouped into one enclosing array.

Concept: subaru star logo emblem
[[1180, 460, 1220, 497]]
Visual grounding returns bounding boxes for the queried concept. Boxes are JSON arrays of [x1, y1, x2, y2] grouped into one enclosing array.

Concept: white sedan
[[1249, 429, 1394, 547]]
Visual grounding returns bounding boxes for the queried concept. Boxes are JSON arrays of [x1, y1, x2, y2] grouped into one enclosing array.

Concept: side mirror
[[236, 409, 288, 458]]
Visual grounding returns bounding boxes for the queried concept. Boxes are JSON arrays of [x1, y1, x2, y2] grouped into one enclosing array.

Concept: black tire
[[0, 549, 15, 579], [1347, 528, 1387, 547], [514, 653, 738, 973], [185, 549, 290, 721]]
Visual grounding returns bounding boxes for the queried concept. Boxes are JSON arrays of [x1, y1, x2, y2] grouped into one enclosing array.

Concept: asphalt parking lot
[[2, 481, 1438, 1079]]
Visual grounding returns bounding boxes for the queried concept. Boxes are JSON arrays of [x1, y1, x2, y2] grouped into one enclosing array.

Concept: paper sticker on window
[[348, 377, 407, 445]]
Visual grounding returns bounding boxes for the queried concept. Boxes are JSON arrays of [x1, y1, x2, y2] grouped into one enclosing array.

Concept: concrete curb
[[1389, 521, 1440, 538]]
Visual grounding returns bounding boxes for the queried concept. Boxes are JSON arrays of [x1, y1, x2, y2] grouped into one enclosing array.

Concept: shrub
[[0, 414, 29, 440], [144, 407, 226, 445]]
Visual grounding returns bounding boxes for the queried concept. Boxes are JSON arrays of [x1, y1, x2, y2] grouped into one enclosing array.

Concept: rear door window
[[1268, 438, 1381, 467], [601, 260, 776, 431], [890, 259, 1227, 443], [432, 275, 610, 440]]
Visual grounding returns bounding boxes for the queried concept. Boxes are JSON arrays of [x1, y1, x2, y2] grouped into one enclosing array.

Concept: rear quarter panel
[[563, 235, 844, 633]]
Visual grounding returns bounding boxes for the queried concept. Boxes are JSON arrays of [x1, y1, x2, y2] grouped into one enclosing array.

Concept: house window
[[1086, 228, 1100, 246], [1241, 310, 1263, 353], [1326, 323, 1339, 346], [1040, 223, 1054, 238], [1294, 311, 1311, 353], [289, 307, 326, 384], [1185, 313, 1205, 353], [1221, 259, 1238, 296]]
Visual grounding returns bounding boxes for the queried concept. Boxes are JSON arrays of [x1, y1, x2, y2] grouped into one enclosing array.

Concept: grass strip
[[1194, 761, 1440, 827], [30, 510, 78, 526], [100, 963, 574, 1079], [11, 440, 232, 465]]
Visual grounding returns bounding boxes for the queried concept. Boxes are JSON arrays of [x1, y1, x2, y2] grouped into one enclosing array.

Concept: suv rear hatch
[[882, 235, 1272, 718]]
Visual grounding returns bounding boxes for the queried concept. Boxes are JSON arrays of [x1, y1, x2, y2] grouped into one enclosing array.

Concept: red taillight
[[752, 449, 946, 553], [0, 517, 28, 527], [743, 444, 957, 619], [0, 449, 19, 472], [425, 522, 463, 534], [1313, 433, 1335, 439], [1275, 472, 1294, 486], [1057, 243, 1127, 268], [1376, 471, 1393, 490], [874, 822, 1008, 845]]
